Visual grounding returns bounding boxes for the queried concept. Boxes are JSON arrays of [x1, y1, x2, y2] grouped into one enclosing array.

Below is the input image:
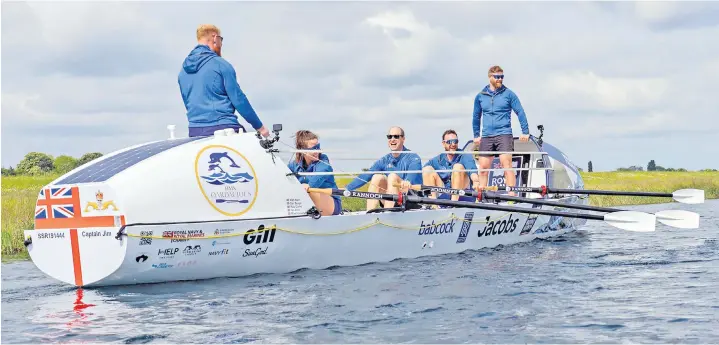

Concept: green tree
[[1, 166, 16, 176], [647, 160, 656, 171], [588, 161, 593, 172], [15, 152, 54, 175], [77, 152, 104, 167], [54, 155, 79, 174]]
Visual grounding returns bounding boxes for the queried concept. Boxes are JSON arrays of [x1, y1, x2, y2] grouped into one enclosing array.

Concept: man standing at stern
[[178, 24, 270, 138], [472, 65, 530, 195]]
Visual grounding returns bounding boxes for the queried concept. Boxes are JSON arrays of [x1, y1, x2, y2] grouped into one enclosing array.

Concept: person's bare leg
[[450, 163, 468, 201], [499, 153, 516, 196], [308, 192, 338, 216], [422, 166, 443, 198], [477, 156, 493, 190], [383, 173, 404, 208], [366, 174, 387, 210]]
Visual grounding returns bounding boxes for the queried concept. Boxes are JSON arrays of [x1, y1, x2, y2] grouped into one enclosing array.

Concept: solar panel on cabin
[[56, 136, 207, 185]]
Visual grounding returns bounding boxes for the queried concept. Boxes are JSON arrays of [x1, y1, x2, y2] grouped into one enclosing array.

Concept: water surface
[[2, 200, 718, 343]]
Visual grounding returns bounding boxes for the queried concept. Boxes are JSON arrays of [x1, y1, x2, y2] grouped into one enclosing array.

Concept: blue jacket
[[287, 154, 341, 203], [472, 85, 529, 138], [178, 45, 263, 129], [424, 152, 478, 188], [345, 147, 423, 191]]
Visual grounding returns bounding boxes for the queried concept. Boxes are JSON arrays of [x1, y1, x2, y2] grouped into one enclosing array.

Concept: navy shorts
[[478, 134, 514, 156], [332, 197, 342, 215], [189, 124, 246, 137]]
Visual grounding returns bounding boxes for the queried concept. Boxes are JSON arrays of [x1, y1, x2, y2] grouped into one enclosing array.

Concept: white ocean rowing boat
[[23, 124, 705, 287]]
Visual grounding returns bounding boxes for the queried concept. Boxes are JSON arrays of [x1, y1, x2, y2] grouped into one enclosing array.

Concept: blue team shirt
[[287, 154, 341, 203], [423, 151, 478, 188], [345, 146, 423, 190]]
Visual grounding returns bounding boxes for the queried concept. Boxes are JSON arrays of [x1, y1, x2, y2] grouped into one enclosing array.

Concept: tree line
[[1, 152, 104, 176], [584, 160, 717, 172]]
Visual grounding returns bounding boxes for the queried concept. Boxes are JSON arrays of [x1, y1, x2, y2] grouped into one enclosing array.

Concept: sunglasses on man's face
[[386, 134, 403, 140], [307, 143, 321, 150], [492, 74, 504, 79], [443, 139, 459, 145]]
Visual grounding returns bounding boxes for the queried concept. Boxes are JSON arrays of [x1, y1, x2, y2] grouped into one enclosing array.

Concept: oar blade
[[603, 211, 656, 232], [655, 210, 700, 229], [672, 188, 704, 204]]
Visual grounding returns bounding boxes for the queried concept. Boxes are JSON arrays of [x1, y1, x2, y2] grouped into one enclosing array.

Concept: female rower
[[287, 130, 342, 216]]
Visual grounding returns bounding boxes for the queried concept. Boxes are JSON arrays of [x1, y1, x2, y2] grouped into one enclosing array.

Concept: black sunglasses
[[386, 134, 403, 139]]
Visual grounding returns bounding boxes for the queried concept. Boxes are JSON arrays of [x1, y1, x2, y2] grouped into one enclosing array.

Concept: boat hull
[[25, 197, 587, 287]]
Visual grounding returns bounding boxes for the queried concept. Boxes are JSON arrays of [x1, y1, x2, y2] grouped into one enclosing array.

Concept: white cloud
[[2, 1, 719, 172]]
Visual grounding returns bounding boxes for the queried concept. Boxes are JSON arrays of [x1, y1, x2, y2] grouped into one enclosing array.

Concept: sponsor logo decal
[[81, 230, 112, 238], [135, 254, 148, 263], [158, 247, 179, 259], [214, 228, 233, 236], [418, 219, 456, 236], [152, 263, 173, 269], [243, 247, 268, 258], [37, 232, 65, 239], [140, 230, 153, 245], [208, 249, 229, 256], [183, 245, 201, 256], [84, 189, 119, 213], [477, 214, 520, 237], [162, 230, 205, 243], [456, 212, 474, 243], [243, 225, 277, 245], [195, 145, 259, 217]]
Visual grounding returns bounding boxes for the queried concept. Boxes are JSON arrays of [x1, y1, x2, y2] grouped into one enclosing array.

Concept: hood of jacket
[[182, 44, 218, 74]]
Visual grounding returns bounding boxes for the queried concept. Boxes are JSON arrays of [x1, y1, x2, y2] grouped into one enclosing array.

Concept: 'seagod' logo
[[195, 145, 259, 216]]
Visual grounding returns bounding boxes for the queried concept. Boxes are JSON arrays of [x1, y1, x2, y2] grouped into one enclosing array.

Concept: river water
[[2, 200, 718, 343]]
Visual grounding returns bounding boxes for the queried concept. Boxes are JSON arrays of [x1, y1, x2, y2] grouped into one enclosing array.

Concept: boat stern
[[24, 184, 129, 287]]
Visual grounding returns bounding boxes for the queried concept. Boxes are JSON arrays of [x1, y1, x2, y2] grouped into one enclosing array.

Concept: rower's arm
[[221, 61, 264, 130], [345, 158, 385, 191], [472, 93, 483, 138], [509, 91, 529, 135]]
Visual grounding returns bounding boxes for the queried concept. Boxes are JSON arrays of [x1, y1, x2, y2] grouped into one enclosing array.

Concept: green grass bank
[[3, 171, 718, 261]]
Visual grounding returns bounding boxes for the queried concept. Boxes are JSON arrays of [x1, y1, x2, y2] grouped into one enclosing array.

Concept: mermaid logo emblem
[[195, 145, 259, 216]]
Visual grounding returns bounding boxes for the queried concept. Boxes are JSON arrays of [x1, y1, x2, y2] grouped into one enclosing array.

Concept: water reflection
[[67, 289, 96, 329]]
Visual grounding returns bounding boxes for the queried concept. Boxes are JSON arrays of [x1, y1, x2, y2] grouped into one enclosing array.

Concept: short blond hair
[[196, 24, 221, 40], [488, 65, 503, 75]]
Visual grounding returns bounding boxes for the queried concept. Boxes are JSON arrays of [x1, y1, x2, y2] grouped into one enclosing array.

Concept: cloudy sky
[[2, 1, 719, 172]]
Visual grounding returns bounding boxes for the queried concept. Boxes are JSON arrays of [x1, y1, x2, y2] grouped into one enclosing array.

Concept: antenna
[[167, 125, 176, 140]]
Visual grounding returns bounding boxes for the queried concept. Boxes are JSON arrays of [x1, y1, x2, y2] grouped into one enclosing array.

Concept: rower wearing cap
[[422, 129, 480, 202], [287, 130, 342, 216], [345, 126, 422, 210]]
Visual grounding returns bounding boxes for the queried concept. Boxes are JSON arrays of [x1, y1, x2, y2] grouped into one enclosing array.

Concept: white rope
[[295, 167, 553, 176]]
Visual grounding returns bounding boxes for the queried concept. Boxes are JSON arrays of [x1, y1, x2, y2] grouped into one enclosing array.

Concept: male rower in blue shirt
[[345, 126, 423, 210], [178, 24, 270, 138], [472, 65, 530, 196], [422, 129, 480, 202]]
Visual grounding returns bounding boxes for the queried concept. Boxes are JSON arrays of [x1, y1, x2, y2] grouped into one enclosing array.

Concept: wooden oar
[[310, 188, 657, 232]]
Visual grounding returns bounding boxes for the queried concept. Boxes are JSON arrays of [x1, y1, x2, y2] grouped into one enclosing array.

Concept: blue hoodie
[[472, 85, 529, 138], [178, 45, 263, 129], [287, 153, 341, 203], [345, 147, 423, 191]]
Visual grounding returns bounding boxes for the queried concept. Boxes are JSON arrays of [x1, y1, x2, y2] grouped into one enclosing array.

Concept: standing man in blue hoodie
[[472, 65, 530, 196], [178, 24, 270, 138]]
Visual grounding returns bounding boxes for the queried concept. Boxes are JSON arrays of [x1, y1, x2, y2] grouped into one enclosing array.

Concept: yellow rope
[[124, 211, 517, 240]]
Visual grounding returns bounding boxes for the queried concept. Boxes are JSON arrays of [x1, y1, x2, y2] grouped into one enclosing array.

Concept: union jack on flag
[[35, 187, 75, 220]]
